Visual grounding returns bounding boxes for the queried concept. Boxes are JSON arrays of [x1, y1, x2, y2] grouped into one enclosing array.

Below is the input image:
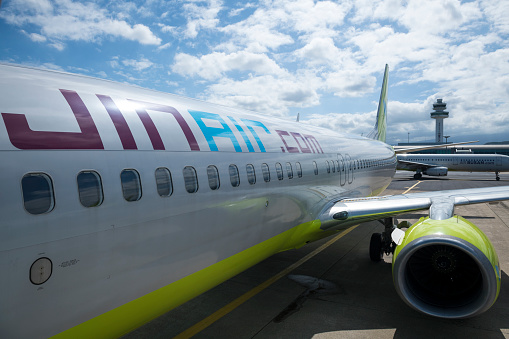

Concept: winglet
[[367, 64, 389, 143]]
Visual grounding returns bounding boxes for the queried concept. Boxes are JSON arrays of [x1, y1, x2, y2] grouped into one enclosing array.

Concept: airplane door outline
[[338, 153, 346, 186]]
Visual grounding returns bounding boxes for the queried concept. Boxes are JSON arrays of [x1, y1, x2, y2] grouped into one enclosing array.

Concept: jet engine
[[392, 216, 501, 318], [423, 166, 448, 176]]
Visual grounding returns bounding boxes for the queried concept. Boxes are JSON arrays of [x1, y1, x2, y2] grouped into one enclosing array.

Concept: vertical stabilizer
[[367, 64, 389, 143]]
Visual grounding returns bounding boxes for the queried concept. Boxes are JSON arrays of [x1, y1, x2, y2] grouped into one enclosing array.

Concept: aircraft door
[[453, 157, 459, 165], [496, 156, 502, 166], [338, 153, 346, 186], [345, 154, 353, 184]]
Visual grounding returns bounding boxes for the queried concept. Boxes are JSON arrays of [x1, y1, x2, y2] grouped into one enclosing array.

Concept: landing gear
[[413, 173, 422, 180], [369, 233, 383, 262], [496, 172, 500, 181], [369, 218, 397, 262]]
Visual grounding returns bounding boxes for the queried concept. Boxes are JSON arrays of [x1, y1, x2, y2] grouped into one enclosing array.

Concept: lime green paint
[[393, 215, 500, 299], [51, 219, 331, 339]]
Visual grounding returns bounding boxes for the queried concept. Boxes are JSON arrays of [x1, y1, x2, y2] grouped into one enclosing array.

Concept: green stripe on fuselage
[[51, 219, 337, 338]]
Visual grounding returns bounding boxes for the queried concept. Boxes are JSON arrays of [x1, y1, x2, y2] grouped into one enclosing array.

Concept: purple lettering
[[304, 134, 324, 154], [291, 132, 312, 153], [2, 89, 104, 150], [97, 95, 137, 150], [128, 100, 200, 151], [276, 130, 299, 153]]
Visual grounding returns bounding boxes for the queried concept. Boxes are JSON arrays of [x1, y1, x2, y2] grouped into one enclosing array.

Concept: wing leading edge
[[320, 185, 509, 230]]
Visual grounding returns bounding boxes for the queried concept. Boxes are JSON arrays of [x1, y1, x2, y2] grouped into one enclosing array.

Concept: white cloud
[[121, 57, 154, 71], [205, 73, 321, 115], [172, 51, 285, 80], [182, 0, 223, 39], [1, 0, 161, 47]]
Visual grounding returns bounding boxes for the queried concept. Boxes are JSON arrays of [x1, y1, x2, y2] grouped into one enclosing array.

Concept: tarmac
[[125, 171, 509, 339]]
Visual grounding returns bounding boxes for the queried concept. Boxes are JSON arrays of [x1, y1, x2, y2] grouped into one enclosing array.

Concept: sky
[[1, 0, 508, 145]]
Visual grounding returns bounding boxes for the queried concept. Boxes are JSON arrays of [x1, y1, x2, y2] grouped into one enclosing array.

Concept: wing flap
[[320, 186, 509, 230]]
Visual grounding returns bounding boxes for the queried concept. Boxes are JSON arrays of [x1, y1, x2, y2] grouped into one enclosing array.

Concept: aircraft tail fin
[[367, 64, 389, 143]]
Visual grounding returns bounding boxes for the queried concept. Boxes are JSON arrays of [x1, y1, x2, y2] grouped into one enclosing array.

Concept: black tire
[[413, 173, 422, 180], [369, 233, 383, 262], [496, 177, 500, 181]]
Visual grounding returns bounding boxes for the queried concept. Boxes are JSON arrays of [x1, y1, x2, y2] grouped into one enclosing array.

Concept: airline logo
[[1, 89, 323, 154]]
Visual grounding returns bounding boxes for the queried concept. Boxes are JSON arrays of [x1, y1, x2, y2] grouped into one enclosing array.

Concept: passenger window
[[155, 167, 173, 197], [207, 165, 220, 190], [262, 163, 271, 182], [275, 162, 284, 180], [229, 164, 240, 187], [296, 162, 303, 178], [313, 161, 318, 175], [286, 162, 293, 179], [22, 173, 55, 215], [331, 161, 336, 173], [246, 164, 256, 185], [77, 171, 103, 207], [121, 169, 142, 201], [325, 160, 330, 174], [183, 166, 199, 193]]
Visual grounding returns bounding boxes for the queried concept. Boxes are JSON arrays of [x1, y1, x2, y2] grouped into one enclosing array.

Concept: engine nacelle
[[392, 216, 501, 318], [423, 166, 448, 176]]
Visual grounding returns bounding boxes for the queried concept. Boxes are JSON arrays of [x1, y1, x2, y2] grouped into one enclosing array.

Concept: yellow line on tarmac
[[173, 225, 359, 339], [402, 181, 421, 194]]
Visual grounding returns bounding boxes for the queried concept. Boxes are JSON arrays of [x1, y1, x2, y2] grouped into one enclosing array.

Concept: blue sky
[[1, 0, 508, 145]]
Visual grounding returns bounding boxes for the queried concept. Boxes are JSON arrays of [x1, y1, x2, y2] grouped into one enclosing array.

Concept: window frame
[[275, 162, 284, 180], [77, 170, 104, 207], [262, 163, 271, 182], [229, 164, 240, 187], [21, 172, 55, 215], [207, 165, 220, 190], [246, 164, 256, 185], [120, 169, 142, 202], [183, 166, 199, 193], [155, 167, 173, 197]]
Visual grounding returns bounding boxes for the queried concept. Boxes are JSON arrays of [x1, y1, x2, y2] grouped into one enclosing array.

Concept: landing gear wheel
[[369, 233, 383, 262], [496, 176, 500, 181], [413, 173, 422, 180]]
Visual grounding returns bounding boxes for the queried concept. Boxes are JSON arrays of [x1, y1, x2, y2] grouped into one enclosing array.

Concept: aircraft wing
[[320, 185, 509, 229], [396, 159, 437, 171]]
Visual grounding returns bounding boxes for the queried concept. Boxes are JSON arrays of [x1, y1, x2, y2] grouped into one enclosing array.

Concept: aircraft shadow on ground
[[277, 257, 509, 338]]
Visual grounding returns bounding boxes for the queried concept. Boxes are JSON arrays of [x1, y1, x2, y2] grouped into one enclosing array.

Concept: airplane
[[397, 153, 509, 180], [1, 63, 508, 338]]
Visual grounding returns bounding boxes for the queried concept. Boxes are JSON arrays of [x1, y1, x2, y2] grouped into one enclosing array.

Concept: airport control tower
[[430, 98, 449, 143]]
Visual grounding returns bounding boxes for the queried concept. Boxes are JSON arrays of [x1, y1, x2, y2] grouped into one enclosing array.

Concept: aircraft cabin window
[[286, 162, 293, 179], [296, 162, 303, 178], [275, 162, 284, 180], [207, 165, 220, 190], [77, 171, 104, 207], [246, 164, 256, 185], [326, 161, 331, 174], [22, 173, 55, 215], [313, 161, 318, 175], [121, 169, 142, 202], [331, 161, 336, 173], [262, 163, 271, 182], [183, 166, 199, 193], [155, 167, 173, 197], [229, 164, 240, 187]]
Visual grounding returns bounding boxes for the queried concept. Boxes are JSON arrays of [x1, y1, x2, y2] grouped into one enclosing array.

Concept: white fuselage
[[0, 64, 396, 338], [398, 154, 509, 172]]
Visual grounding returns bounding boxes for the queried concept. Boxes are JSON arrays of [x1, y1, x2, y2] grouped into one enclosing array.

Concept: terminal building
[[397, 99, 509, 155]]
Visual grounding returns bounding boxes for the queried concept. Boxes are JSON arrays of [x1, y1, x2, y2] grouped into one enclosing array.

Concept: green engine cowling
[[392, 215, 501, 318]]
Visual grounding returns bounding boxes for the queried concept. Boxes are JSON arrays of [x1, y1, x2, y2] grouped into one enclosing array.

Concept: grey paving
[[125, 171, 509, 339]]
